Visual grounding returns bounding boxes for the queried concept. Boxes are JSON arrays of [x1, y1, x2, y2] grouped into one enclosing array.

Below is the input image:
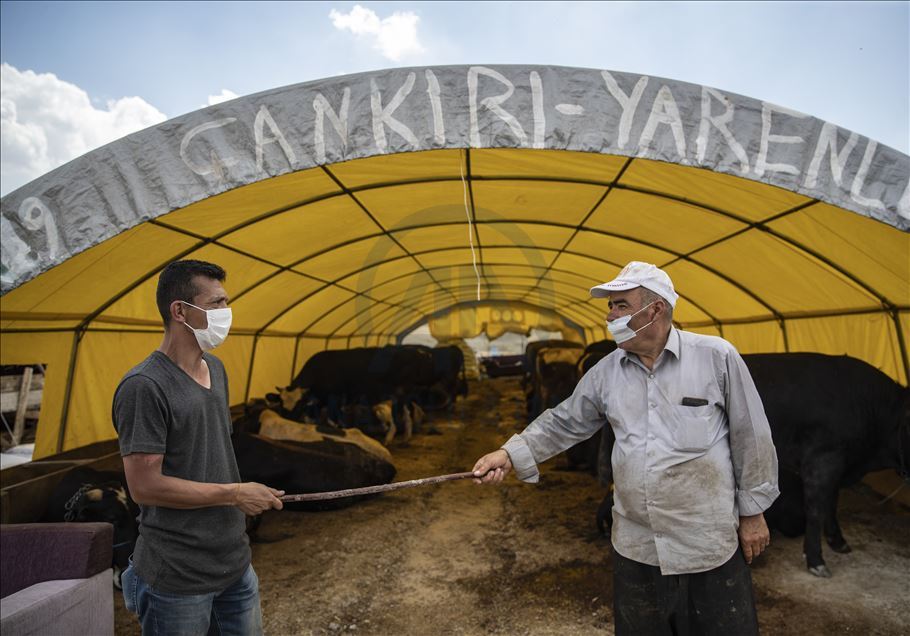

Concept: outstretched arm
[[123, 453, 284, 515], [472, 449, 513, 484]]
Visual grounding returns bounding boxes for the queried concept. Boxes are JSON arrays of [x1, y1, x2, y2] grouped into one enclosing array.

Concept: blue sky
[[1, 1, 907, 195]]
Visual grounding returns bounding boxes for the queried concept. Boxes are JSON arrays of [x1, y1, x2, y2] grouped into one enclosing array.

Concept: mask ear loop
[[636, 301, 661, 334], [177, 300, 207, 330], [171, 300, 189, 326]]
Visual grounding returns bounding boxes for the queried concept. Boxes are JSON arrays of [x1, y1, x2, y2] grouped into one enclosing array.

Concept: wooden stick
[[12, 367, 33, 447], [279, 471, 480, 502]]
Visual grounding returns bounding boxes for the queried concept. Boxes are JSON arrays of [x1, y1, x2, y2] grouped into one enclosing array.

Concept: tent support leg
[[890, 308, 909, 384], [56, 330, 84, 454], [243, 334, 260, 404], [290, 334, 301, 387]]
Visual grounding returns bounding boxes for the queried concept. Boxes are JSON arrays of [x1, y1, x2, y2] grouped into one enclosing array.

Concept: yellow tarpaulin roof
[[1, 66, 908, 458]]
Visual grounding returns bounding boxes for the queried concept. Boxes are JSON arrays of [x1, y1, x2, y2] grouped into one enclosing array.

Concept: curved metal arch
[[382, 297, 588, 344], [251, 210, 824, 334], [227, 214, 760, 337], [372, 279, 633, 334], [312, 264, 611, 338], [393, 299, 589, 344], [327, 164, 901, 310], [313, 261, 621, 340], [74, 163, 893, 362], [288, 242, 720, 341], [384, 300, 597, 343], [523, 156, 633, 307], [157, 202, 884, 358], [355, 236, 736, 328], [371, 268, 701, 341], [129, 214, 812, 347], [148, 166, 892, 330], [321, 164, 462, 306], [140, 220, 446, 336], [145, 157, 827, 313], [345, 282, 609, 340]]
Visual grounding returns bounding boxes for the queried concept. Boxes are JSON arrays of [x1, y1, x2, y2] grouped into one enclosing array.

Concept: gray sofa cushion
[[0, 522, 112, 598], [0, 569, 114, 636]]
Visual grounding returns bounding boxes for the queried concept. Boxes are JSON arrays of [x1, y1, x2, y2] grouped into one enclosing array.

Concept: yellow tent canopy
[[1, 65, 908, 458]]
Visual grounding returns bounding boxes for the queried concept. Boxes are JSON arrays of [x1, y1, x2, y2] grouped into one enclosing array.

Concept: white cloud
[[206, 89, 239, 107], [0, 63, 167, 196], [329, 5, 425, 62]]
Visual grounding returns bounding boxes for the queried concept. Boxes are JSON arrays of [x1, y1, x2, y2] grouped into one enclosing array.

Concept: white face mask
[[180, 301, 232, 351], [606, 301, 655, 344]]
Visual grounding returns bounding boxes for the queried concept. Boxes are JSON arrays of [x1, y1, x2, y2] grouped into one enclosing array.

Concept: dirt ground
[[115, 376, 909, 635]]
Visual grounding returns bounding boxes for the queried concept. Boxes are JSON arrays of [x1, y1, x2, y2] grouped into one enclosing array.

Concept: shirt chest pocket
[[671, 404, 714, 452]]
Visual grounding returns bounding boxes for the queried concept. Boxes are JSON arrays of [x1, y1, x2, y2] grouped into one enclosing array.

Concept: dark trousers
[[613, 549, 759, 636]]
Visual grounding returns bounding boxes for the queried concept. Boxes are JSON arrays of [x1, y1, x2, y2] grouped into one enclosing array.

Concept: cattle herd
[[40, 340, 908, 594]]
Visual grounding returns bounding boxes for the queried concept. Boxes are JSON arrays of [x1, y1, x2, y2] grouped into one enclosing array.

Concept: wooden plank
[[0, 389, 43, 411], [0, 374, 44, 392], [12, 367, 33, 445]]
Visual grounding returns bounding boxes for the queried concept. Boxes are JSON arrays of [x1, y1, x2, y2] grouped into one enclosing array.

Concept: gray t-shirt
[[113, 350, 250, 594]]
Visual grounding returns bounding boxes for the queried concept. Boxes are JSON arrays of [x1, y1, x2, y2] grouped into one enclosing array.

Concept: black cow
[[231, 432, 396, 512], [337, 398, 425, 444], [523, 340, 583, 384], [289, 346, 435, 424], [583, 339, 619, 356], [523, 340, 583, 419], [745, 353, 909, 577], [255, 389, 423, 445], [568, 343, 616, 473], [536, 352, 580, 419], [576, 339, 618, 377], [44, 466, 139, 589], [577, 351, 607, 376], [593, 353, 910, 577], [761, 467, 806, 538], [401, 344, 465, 410], [424, 344, 468, 408], [339, 399, 396, 442], [480, 354, 525, 378]]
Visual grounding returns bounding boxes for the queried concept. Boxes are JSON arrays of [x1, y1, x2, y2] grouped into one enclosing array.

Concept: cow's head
[[279, 386, 305, 412], [264, 392, 283, 410], [371, 401, 393, 429], [74, 482, 139, 588]]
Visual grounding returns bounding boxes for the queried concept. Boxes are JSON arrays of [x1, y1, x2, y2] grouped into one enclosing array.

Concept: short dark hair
[[639, 287, 673, 321], [156, 260, 226, 326]]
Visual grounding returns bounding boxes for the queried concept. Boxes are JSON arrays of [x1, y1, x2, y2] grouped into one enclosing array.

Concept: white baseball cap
[[590, 261, 679, 308]]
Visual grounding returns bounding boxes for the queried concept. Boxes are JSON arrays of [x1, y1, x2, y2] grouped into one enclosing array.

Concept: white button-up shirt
[[503, 328, 779, 575]]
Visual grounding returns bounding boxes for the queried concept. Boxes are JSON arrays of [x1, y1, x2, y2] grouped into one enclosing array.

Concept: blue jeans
[[122, 560, 263, 636]]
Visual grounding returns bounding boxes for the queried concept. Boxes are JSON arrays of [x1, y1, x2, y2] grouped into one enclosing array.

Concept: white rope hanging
[[460, 151, 482, 301]]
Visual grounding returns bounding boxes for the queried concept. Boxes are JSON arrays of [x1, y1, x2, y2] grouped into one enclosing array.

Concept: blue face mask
[[606, 302, 655, 344]]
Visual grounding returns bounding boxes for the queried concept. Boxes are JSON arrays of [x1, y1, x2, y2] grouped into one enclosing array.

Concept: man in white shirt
[[472, 261, 779, 635]]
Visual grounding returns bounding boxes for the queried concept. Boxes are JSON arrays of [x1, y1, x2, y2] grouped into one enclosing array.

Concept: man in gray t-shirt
[[113, 260, 284, 636]]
